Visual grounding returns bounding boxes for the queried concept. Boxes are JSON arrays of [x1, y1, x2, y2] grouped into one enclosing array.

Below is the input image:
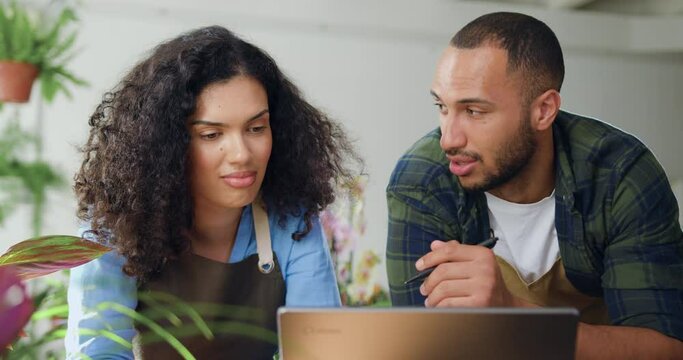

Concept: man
[[386, 12, 683, 358]]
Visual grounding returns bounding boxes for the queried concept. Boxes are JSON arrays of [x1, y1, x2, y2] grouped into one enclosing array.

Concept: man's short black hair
[[451, 12, 565, 103]]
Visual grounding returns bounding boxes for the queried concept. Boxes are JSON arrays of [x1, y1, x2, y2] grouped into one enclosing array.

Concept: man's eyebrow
[[456, 98, 495, 106], [190, 109, 269, 126], [429, 91, 494, 107]]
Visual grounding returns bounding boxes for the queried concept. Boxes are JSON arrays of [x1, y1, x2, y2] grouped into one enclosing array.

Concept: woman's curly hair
[[74, 26, 361, 283]]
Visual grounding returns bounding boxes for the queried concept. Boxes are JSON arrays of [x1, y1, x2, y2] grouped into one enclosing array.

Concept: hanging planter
[[0, 1, 86, 105], [0, 62, 39, 103]]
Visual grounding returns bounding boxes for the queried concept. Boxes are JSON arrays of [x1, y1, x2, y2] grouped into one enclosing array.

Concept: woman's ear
[[531, 89, 561, 131]]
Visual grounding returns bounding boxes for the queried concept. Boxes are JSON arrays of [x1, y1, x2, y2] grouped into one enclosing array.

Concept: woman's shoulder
[[267, 207, 327, 260]]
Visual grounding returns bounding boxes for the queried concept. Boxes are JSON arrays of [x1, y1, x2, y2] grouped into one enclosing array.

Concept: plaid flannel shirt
[[386, 110, 683, 340]]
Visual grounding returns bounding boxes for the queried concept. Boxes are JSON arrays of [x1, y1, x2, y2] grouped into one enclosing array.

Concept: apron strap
[[252, 198, 275, 274]]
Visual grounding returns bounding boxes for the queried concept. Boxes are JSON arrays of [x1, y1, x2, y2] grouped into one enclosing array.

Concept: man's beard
[[463, 111, 537, 193]]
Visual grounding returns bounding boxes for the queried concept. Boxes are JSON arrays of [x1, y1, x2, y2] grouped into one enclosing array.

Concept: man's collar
[[552, 111, 577, 206]]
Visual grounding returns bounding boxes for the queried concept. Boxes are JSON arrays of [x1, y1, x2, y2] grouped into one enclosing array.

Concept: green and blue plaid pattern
[[386, 110, 683, 340]]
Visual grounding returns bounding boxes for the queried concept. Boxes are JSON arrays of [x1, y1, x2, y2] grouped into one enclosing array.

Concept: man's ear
[[531, 89, 561, 131]]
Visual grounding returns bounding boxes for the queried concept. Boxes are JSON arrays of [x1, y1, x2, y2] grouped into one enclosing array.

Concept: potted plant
[[0, 0, 86, 104]]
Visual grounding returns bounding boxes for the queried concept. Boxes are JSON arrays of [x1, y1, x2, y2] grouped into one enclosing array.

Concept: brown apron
[[497, 256, 609, 325], [134, 202, 286, 359]]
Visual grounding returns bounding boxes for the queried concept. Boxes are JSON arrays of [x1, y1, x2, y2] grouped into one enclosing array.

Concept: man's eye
[[434, 103, 445, 111], [466, 108, 483, 116]]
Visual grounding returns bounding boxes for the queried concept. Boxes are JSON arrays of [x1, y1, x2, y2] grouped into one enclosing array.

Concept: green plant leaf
[[39, 74, 64, 102], [32, 7, 77, 62], [0, 0, 88, 103], [31, 304, 68, 320], [0, 235, 111, 280], [0, 5, 10, 59], [9, 1, 35, 62], [6, 326, 114, 359], [54, 65, 88, 86], [45, 31, 76, 62], [139, 291, 215, 340], [96, 302, 196, 360], [138, 321, 278, 346]]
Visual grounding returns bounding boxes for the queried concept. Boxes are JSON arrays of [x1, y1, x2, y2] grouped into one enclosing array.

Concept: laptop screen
[[278, 307, 578, 360]]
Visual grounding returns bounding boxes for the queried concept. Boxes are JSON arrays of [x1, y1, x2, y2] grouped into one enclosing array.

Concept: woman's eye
[[200, 132, 220, 140], [248, 126, 267, 133]]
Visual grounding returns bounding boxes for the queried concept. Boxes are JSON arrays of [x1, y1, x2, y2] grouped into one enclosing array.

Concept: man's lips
[[221, 171, 257, 188], [448, 155, 478, 176]]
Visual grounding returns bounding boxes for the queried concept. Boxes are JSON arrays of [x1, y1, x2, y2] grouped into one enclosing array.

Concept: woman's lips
[[222, 171, 257, 188]]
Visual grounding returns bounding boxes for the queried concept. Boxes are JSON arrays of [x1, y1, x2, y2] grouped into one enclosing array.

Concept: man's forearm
[[576, 323, 683, 360], [509, 295, 683, 358]]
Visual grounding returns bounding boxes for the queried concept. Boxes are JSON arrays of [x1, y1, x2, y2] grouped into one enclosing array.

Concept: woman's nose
[[223, 134, 250, 164]]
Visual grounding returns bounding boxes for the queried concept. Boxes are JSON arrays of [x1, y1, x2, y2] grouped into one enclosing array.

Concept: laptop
[[278, 307, 579, 360]]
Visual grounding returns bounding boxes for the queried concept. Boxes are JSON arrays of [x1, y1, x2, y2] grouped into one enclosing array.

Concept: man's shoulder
[[387, 128, 456, 192], [556, 110, 647, 152], [555, 110, 649, 171]]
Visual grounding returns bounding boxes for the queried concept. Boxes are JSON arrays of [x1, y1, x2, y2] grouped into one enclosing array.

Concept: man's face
[[431, 45, 536, 192]]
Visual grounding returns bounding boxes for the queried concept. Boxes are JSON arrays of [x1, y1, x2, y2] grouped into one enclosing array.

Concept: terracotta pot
[[0, 62, 39, 103]]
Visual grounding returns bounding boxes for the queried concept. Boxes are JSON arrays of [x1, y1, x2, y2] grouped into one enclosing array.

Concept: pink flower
[[0, 266, 34, 350], [337, 267, 350, 283]]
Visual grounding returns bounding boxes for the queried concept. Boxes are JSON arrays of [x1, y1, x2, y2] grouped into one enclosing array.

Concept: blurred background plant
[[321, 177, 389, 307], [0, 265, 33, 359], [0, 1, 89, 358], [0, 0, 88, 236], [4, 274, 69, 359], [0, 116, 64, 237], [0, 0, 87, 105], [0, 235, 109, 359]]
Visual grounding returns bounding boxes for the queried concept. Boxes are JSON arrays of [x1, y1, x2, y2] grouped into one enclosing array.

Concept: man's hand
[[417, 240, 520, 308], [416, 242, 683, 358]]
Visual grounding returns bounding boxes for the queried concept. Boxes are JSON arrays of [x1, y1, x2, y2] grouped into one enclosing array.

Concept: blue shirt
[[65, 205, 341, 359]]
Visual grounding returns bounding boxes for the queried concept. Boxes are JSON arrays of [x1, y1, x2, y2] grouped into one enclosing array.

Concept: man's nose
[[440, 114, 467, 151]]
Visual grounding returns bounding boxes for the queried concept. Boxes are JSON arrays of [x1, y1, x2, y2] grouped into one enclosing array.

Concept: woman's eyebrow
[[190, 108, 269, 127], [246, 109, 270, 122], [190, 119, 223, 127]]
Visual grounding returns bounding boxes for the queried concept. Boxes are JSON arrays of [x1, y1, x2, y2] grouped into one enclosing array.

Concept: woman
[[66, 26, 359, 359]]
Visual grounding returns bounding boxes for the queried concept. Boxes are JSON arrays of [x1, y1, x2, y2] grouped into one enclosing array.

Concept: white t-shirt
[[485, 191, 559, 284]]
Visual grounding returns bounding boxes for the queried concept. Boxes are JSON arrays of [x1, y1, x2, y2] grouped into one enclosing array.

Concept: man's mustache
[[443, 148, 482, 162]]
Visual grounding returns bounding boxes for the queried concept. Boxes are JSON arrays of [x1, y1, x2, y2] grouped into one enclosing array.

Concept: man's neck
[[488, 133, 555, 204]]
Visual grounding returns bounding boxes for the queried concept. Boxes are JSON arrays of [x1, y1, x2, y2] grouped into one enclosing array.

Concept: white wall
[[2, 0, 683, 289]]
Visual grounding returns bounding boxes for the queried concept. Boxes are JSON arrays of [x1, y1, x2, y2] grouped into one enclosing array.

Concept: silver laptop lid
[[278, 307, 578, 360]]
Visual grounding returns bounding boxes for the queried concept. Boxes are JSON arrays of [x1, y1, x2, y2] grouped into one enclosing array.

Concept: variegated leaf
[[0, 235, 110, 280]]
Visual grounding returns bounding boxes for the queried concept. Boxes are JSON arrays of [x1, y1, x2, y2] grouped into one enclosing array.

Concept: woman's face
[[187, 75, 272, 211]]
